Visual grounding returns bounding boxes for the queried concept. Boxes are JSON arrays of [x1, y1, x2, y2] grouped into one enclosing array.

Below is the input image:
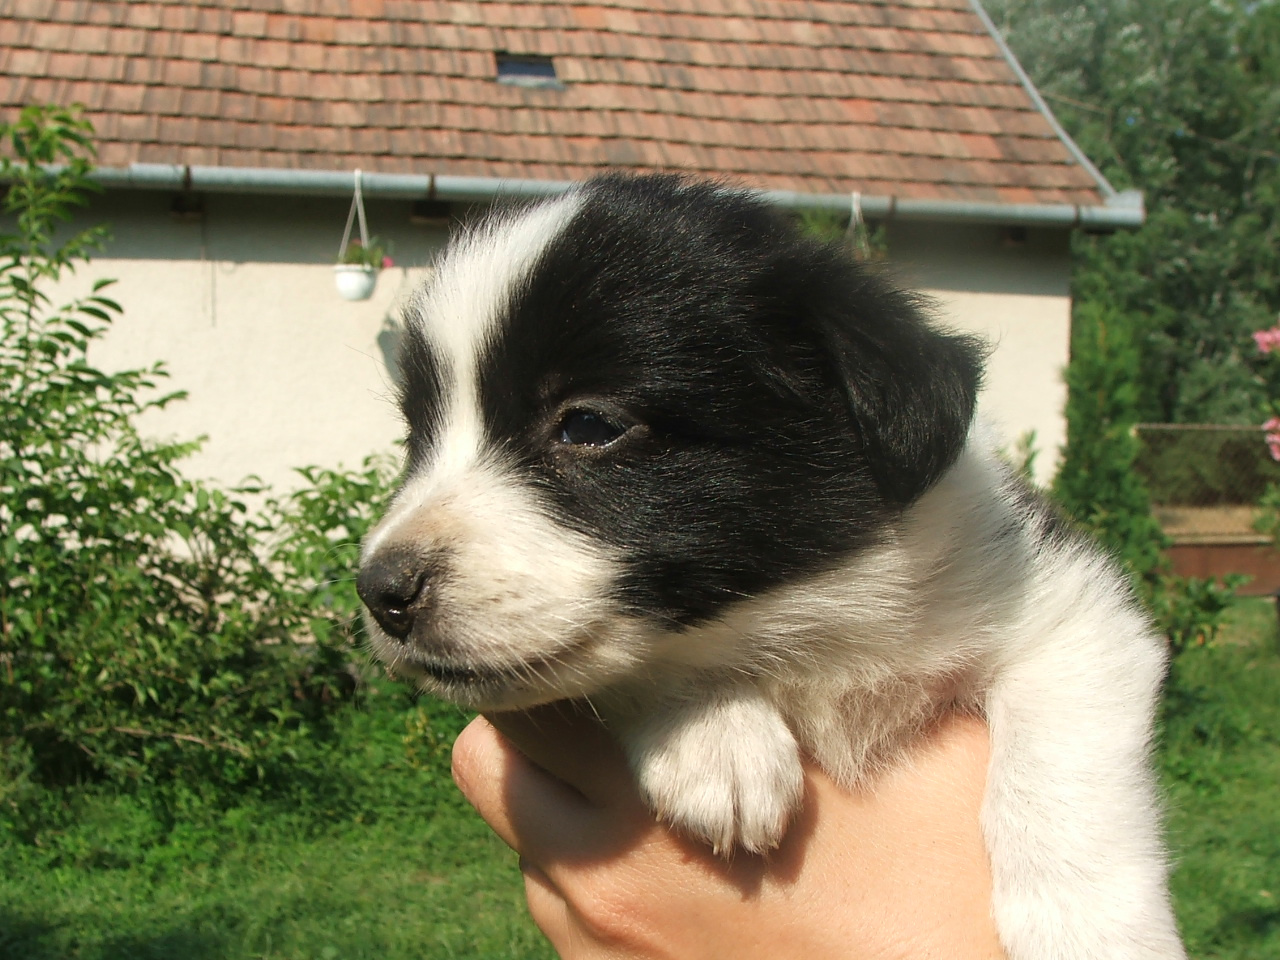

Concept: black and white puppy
[[358, 174, 1185, 959]]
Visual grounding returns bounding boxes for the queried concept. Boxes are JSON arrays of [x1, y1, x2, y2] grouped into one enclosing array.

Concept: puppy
[[357, 174, 1185, 959]]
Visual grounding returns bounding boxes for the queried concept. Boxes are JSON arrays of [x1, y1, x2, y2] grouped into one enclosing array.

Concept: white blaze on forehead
[[360, 189, 636, 703], [364, 191, 584, 559], [412, 191, 585, 478]]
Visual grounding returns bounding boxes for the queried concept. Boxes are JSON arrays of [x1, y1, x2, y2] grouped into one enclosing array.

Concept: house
[[0, 0, 1140, 490]]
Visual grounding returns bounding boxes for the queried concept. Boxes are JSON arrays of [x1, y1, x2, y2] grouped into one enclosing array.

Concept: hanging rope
[[338, 168, 370, 261], [847, 191, 872, 261]]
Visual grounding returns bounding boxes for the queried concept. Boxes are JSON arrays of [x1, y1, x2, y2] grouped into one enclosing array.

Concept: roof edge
[[65, 163, 1144, 230], [966, 0, 1124, 203]]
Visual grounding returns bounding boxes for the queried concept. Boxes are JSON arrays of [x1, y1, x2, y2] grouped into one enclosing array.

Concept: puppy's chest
[[605, 663, 979, 790], [766, 670, 977, 784]]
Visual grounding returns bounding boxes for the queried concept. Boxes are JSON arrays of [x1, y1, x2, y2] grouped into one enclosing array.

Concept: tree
[[1053, 300, 1166, 579], [987, 0, 1280, 424]]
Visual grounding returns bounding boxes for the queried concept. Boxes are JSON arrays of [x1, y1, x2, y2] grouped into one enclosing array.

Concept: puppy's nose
[[357, 548, 434, 640]]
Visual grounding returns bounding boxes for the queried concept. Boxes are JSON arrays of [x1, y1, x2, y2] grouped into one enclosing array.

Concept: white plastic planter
[[333, 264, 377, 301]]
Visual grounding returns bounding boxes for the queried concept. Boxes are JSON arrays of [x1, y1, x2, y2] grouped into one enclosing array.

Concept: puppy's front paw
[[626, 694, 804, 856]]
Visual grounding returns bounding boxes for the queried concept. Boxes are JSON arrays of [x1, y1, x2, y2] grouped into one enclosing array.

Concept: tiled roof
[[0, 0, 1107, 206]]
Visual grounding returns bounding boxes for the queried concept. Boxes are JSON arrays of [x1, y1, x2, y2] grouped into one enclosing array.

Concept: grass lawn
[[0, 809, 546, 960], [2, 607, 1276, 960], [1162, 598, 1280, 958], [0, 691, 553, 960]]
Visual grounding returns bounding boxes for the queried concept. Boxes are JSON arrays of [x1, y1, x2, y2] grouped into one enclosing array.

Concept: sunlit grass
[[1162, 599, 1280, 958], [0, 688, 552, 960]]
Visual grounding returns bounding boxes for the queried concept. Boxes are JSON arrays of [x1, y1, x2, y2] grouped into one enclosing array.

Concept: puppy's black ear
[[810, 269, 984, 506]]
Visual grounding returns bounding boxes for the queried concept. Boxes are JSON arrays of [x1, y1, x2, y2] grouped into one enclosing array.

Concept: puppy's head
[[358, 174, 982, 710]]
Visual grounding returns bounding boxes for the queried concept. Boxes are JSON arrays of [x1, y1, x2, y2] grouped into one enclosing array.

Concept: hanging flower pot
[[334, 263, 378, 301], [333, 168, 394, 303]]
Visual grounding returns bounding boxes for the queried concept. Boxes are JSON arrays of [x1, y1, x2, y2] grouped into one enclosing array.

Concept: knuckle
[[564, 872, 648, 945]]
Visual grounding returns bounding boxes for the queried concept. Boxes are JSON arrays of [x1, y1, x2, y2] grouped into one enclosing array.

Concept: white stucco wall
[[55, 191, 448, 491], [42, 191, 1072, 493], [887, 221, 1073, 486]]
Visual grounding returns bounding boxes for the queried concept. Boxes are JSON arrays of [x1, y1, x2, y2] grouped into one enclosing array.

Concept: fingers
[[486, 701, 640, 809], [450, 715, 530, 851], [452, 705, 1002, 960], [519, 856, 587, 956], [450, 710, 651, 865], [451, 715, 588, 854]]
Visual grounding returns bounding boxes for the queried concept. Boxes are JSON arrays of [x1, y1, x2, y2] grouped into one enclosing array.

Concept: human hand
[[451, 703, 1005, 960]]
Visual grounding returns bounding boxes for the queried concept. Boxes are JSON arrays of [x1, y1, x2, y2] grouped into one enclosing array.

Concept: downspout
[[81, 163, 1144, 230]]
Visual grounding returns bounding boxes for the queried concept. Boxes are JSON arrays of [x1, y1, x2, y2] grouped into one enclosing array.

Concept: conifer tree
[[1053, 301, 1166, 582]]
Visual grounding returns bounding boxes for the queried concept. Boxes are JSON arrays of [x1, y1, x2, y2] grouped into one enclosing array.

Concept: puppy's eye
[[558, 410, 626, 447]]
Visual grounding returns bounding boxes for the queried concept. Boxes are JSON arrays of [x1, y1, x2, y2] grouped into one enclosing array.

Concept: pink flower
[[1265, 417, 1280, 461], [382, 256, 395, 269], [1254, 326, 1280, 353]]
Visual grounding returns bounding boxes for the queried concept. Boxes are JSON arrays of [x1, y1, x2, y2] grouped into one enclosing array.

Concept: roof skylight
[[496, 53, 562, 89]]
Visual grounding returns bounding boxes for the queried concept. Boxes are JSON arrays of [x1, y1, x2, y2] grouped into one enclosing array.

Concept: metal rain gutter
[[761, 187, 1144, 230], [83, 163, 1146, 230]]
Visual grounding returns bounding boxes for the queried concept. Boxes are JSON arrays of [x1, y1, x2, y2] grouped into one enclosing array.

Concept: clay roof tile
[[0, 0, 1108, 206]]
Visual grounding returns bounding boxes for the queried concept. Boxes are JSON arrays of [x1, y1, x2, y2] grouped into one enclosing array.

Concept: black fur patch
[[396, 302, 446, 473], [450, 174, 984, 626]]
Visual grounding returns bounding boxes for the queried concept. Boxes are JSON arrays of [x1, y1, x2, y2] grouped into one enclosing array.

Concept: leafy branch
[[1, 107, 396, 802]]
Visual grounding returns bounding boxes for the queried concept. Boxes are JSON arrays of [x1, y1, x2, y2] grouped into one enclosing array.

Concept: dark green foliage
[[986, 0, 1280, 425], [266, 460, 398, 654], [1248, 480, 1280, 555], [0, 105, 398, 806], [0, 109, 527, 959], [0, 616, 1272, 960], [985, 0, 1275, 667], [794, 208, 889, 260], [1150, 574, 1251, 657], [1054, 300, 1167, 578], [1052, 298, 1243, 651], [0, 681, 545, 960]]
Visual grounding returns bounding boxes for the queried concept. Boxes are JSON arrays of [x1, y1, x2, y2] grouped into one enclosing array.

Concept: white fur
[[365, 191, 585, 561], [622, 681, 805, 856]]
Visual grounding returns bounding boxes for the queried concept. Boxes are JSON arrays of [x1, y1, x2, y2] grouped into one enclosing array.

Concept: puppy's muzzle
[[357, 547, 436, 640]]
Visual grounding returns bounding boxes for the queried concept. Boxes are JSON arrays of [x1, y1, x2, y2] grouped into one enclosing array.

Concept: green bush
[[1149, 574, 1250, 658], [1054, 300, 1168, 579], [0, 105, 396, 811], [1050, 301, 1249, 651]]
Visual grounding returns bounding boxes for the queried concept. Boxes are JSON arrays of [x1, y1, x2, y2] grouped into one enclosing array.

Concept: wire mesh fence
[[1133, 424, 1280, 508], [1135, 425, 1280, 593]]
